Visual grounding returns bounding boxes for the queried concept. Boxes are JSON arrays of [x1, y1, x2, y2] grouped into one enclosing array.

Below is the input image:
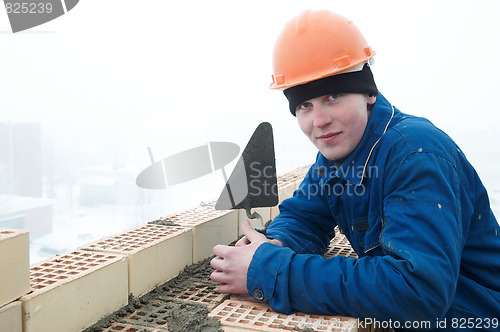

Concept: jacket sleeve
[[265, 164, 336, 255], [247, 151, 466, 324]]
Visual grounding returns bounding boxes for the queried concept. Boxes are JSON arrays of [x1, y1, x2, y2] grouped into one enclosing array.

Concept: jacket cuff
[[246, 242, 294, 302]]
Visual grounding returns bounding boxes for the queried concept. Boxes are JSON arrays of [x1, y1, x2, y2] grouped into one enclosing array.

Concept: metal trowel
[[215, 122, 278, 230]]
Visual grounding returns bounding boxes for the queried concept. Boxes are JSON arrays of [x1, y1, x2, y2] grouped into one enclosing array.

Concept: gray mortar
[[148, 218, 179, 227], [83, 256, 223, 332]]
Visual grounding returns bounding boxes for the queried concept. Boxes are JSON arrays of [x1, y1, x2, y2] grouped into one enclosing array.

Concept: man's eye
[[328, 94, 340, 101], [297, 102, 312, 111]]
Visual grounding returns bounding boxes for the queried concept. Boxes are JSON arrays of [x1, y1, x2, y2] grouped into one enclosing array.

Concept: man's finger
[[210, 270, 230, 284], [235, 235, 250, 247], [241, 219, 264, 243], [212, 244, 230, 257], [210, 256, 224, 271]]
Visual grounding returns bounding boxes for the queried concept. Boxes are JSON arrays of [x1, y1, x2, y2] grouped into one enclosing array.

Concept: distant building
[[0, 122, 52, 235], [0, 122, 42, 197]]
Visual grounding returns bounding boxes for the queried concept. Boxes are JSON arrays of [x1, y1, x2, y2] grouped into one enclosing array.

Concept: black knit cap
[[283, 64, 378, 116]]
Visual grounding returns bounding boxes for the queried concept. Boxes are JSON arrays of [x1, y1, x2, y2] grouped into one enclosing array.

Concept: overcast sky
[[2, 1, 500, 262], [1, 0, 499, 183]]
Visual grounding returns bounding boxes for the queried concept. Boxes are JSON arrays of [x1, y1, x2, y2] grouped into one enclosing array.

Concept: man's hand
[[210, 220, 282, 294]]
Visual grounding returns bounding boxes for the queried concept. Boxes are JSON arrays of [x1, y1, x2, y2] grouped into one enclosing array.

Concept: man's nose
[[313, 105, 332, 128]]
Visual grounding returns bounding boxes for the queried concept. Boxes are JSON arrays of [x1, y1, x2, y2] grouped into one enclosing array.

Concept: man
[[210, 9, 500, 330]]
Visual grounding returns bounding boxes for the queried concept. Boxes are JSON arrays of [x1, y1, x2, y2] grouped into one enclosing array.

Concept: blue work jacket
[[247, 93, 500, 330]]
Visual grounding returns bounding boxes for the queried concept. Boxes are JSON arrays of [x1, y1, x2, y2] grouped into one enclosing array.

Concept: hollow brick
[[166, 206, 238, 262], [79, 224, 192, 297], [209, 299, 357, 332], [20, 250, 128, 332]]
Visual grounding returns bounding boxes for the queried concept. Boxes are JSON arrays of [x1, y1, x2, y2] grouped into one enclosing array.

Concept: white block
[[20, 250, 128, 332], [79, 224, 192, 297], [168, 206, 238, 262], [0, 301, 22, 332], [0, 229, 30, 307]]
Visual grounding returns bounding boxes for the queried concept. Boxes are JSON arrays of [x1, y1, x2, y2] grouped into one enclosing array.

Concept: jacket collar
[[314, 93, 394, 186]]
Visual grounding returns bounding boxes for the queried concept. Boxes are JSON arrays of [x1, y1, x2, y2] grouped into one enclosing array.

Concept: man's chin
[[319, 149, 344, 162]]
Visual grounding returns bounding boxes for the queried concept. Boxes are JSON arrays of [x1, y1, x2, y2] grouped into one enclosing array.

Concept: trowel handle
[[246, 207, 264, 229]]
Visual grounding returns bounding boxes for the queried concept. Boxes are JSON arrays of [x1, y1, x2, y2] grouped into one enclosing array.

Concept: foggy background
[[1, 0, 499, 263]]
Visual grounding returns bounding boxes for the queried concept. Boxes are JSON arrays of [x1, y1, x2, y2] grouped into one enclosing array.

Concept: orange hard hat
[[270, 9, 376, 90]]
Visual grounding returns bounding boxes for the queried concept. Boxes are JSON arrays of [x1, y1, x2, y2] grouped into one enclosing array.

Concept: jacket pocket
[[349, 214, 383, 256]]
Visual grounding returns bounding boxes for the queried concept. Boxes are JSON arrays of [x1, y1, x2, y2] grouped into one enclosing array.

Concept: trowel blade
[[215, 122, 278, 211]]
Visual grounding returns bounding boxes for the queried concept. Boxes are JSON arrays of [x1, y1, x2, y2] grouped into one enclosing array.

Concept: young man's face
[[295, 93, 376, 161]]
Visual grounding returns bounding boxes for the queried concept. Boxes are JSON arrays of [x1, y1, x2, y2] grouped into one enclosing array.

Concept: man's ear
[[367, 95, 377, 105]]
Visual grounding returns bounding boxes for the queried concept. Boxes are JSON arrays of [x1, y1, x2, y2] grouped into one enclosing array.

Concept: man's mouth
[[317, 132, 341, 143]]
